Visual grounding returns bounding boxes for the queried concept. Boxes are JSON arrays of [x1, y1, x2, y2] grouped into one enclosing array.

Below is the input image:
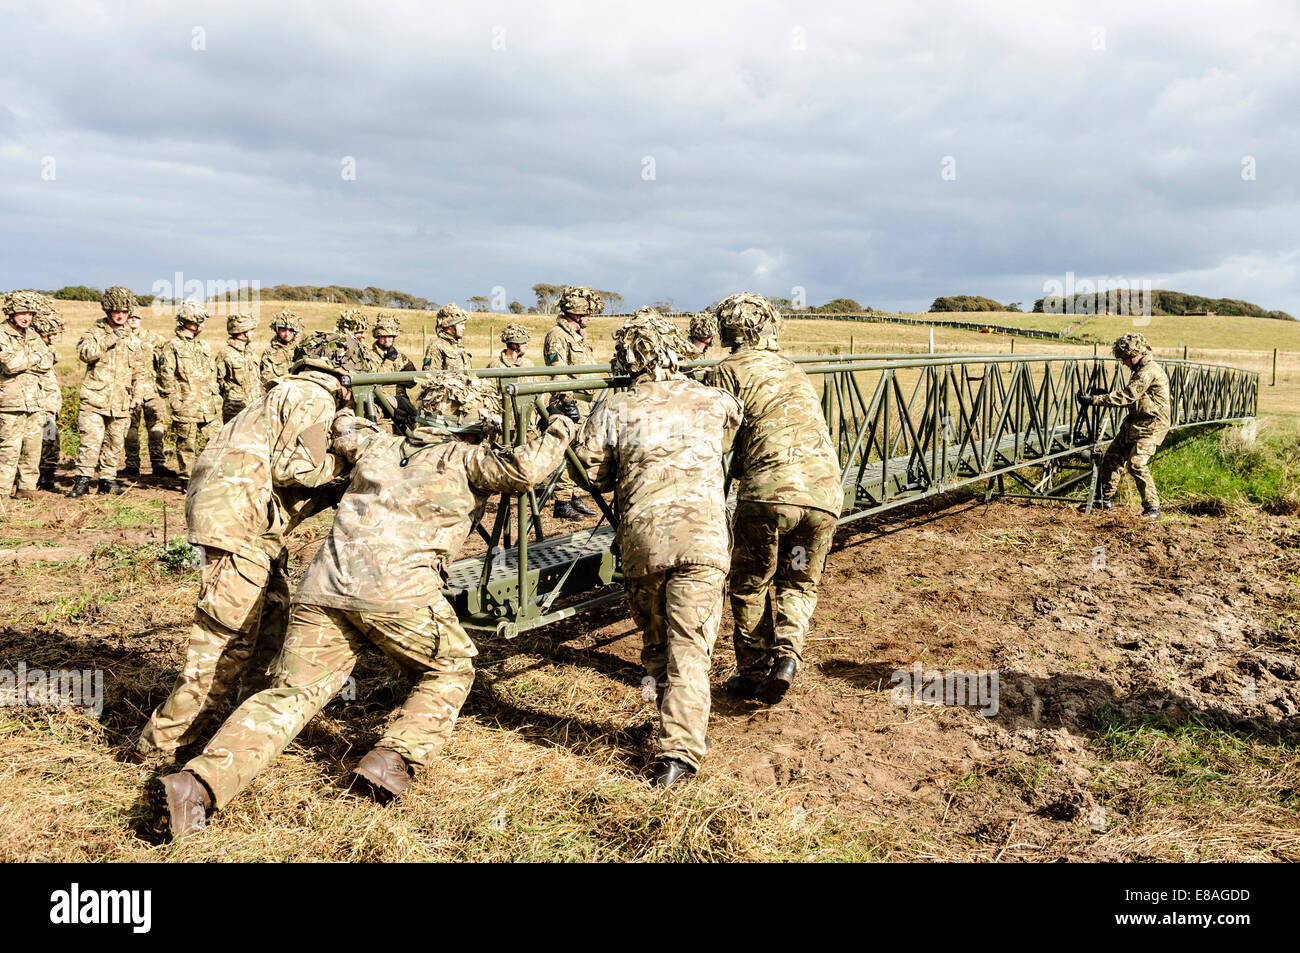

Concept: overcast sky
[[1, 0, 1297, 315]]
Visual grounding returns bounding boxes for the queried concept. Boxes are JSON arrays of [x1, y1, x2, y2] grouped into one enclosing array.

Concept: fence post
[[1010, 337, 1015, 354], [1273, 348, 1278, 386], [929, 327, 934, 354]]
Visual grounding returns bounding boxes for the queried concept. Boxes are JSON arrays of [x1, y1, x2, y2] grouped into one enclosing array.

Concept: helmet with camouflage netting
[[270, 309, 302, 333], [32, 310, 65, 337], [227, 313, 259, 336], [101, 285, 136, 314], [336, 309, 368, 334], [501, 323, 531, 345], [3, 290, 45, 318], [1112, 333, 1152, 360], [292, 331, 369, 376], [557, 286, 603, 317], [689, 309, 717, 342], [415, 372, 502, 436], [611, 308, 693, 381], [373, 312, 401, 337], [436, 303, 469, 331], [716, 292, 781, 347], [175, 299, 209, 326]]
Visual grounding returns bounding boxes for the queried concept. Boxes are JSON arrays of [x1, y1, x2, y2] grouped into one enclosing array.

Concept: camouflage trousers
[[74, 409, 128, 480], [547, 399, 586, 502], [185, 598, 477, 810], [169, 418, 213, 479], [1100, 424, 1168, 509], [0, 410, 41, 493], [729, 501, 837, 680], [138, 547, 290, 756], [19, 411, 58, 485], [124, 395, 168, 470], [626, 564, 726, 771]]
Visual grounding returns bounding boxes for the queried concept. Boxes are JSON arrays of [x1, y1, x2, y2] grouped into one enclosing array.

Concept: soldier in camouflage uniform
[[68, 286, 146, 498], [370, 312, 417, 431], [155, 300, 221, 489], [156, 374, 577, 838], [422, 303, 472, 371], [25, 305, 64, 492], [486, 323, 534, 378], [216, 313, 262, 422], [0, 291, 47, 500], [137, 333, 379, 761], [1078, 332, 1172, 519], [122, 309, 172, 479], [571, 310, 742, 788], [259, 310, 302, 387], [688, 309, 717, 357], [705, 293, 842, 704], [544, 286, 602, 520], [336, 308, 369, 346]]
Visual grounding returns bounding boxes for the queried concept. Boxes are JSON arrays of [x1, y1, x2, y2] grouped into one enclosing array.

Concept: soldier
[[1078, 332, 1171, 519], [422, 303, 472, 371], [259, 310, 302, 387], [0, 291, 47, 500], [688, 309, 717, 357], [68, 286, 145, 498], [705, 293, 842, 704], [156, 374, 577, 838], [216, 313, 262, 422], [336, 308, 371, 366], [571, 310, 742, 788], [543, 286, 602, 520], [486, 323, 534, 378], [25, 304, 64, 492], [370, 312, 417, 430], [155, 300, 221, 491], [122, 308, 172, 479], [137, 333, 379, 761]]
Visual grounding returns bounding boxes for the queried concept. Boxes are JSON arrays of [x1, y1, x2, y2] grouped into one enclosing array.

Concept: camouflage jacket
[[259, 339, 295, 387], [217, 338, 262, 416], [0, 321, 44, 412], [157, 329, 220, 422], [294, 416, 576, 613], [486, 349, 535, 394], [422, 331, 472, 372], [77, 318, 145, 417], [370, 340, 416, 402], [1095, 355, 1171, 433], [543, 318, 593, 402], [571, 375, 741, 577], [706, 345, 843, 516], [35, 337, 61, 414], [186, 371, 376, 565], [129, 327, 163, 401]]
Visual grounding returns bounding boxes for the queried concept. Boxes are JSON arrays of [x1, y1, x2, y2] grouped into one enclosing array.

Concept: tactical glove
[[1076, 391, 1092, 406], [549, 398, 580, 424], [393, 393, 417, 430], [384, 345, 399, 362]]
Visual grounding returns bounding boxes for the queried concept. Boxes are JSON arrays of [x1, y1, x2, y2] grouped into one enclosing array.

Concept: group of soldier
[[0, 283, 1172, 841]]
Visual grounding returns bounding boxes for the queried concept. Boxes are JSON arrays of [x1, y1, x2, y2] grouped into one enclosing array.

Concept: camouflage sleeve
[[156, 343, 176, 399], [130, 342, 146, 407], [466, 415, 576, 492], [0, 335, 35, 376], [569, 403, 616, 492], [77, 326, 112, 364], [720, 389, 743, 454], [215, 350, 231, 397], [269, 395, 352, 487], [330, 409, 386, 462], [258, 350, 276, 387], [1095, 367, 1152, 409]]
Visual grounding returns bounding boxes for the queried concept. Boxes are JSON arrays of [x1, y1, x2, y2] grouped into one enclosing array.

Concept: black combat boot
[[152, 463, 177, 479], [760, 657, 798, 704], [650, 757, 695, 789], [156, 770, 212, 840], [569, 497, 599, 517], [724, 673, 763, 698], [37, 472, 55, 491], [1141, 507, 1161, 520], [553, 499, 584, 520], [67, 476, 91, 498], [97, 479, 125, 495], [120, 465, 140, 478], [351, 747, 412, 802]]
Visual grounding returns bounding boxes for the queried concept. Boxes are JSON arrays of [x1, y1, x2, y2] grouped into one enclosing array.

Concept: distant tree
[[467, 295, 490, 312], [533, 283, 561, 314], [930, 295, 1003, 313], [53, 285, 102, 301], [508, 300, 525, 314], [769, 296, 794, 311], [597, 290, 623, 314], [1006, 301, 1023, 312], [649, 299, 675, 315], [812, 298, 864, 314]]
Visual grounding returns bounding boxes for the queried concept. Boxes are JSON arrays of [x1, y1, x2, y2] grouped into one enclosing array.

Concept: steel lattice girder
[[345, 352, 1258, 636]]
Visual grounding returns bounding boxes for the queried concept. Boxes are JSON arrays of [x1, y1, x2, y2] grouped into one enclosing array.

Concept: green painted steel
[[346, 353, 1259, 637]]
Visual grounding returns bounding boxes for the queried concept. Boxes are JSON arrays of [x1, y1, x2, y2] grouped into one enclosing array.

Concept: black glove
[[384, 345, 399, 362], [557, 399, 581, 424], [1076, 391, 1092, 406], [393, 393, 417, 430]]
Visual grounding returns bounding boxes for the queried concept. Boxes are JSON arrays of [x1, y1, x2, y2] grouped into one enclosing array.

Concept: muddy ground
[[1, 476, 1298, 861]]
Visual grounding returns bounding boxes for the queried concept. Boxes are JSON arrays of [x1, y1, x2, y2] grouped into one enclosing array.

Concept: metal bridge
[[347, 352, 1258, 638]]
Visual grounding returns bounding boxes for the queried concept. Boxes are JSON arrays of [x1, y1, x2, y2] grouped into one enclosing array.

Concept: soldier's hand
[[393, 394, 417, 430], [558, 399, 580, 423], [1076, 391, 1092, 406], [324, 477, 350, 509], [546, 413, 577, 441], [384, 345, 399, 362]]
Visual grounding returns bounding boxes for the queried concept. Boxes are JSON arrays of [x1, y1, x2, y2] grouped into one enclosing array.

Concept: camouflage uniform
[[1094, 335, 1172, 510], [124, 324, 168, 472], [706, 294, 842, 681], [688, 310, 717, 358], [572, 311, 741, 771], [487, 325, 536, 435], [369, 313, 416, 427], [422, 304, 472, 371], [216, 315, 262, 423], [0, 292, 47, 495], [74, 315, 144, 481], [182, 380, 576, 810], [138, 353, 375, 757], [544, 288, 600, 505], [156, 311, 220, 479], [259, 311, 302, 387], [25, 312, 64, 488]]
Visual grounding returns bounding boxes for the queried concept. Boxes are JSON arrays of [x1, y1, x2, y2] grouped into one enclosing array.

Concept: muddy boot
[[759, 657, 798, 704], [569, 497, 598, 517], [724, 673, 763, 699], [157, 770, 212, 840], [351, 747, 412, 802], [1141, 507, 1161, 520], [67, 476, 91, 498], [37, 471, 55, 491], [553, 499, 584, 521], [98, 478, 125, 495], [120, 465, 140, 478], [650, 757, 694, 789], [152, 463, 177, 480], [12, 488, 39, 501]]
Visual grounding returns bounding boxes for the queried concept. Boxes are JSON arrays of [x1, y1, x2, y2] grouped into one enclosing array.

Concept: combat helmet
[[436, 303, 469, 331], [415, 373, 502, 436], [612, 308, 693, 381], [270, 310, 302, 333], [1112, 333, 1152, 361], [32, 311, 65, 337], [373, 312, 401, 337], [292, 331, 368, 376], [689, 309, 717, 342], [227, 313, 259, 336], [101, 285, 136, 314], [557, 286, 603, 317], [716, 292, 781, 348], [500, 323, 531, 345], [175, 299, 209, 326], [3, 290, 45, 318], [336, 309, 368, 334]]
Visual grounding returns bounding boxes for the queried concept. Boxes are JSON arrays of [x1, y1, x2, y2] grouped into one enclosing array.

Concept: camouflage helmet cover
[[1112, 332, 1152, 360], [270, 309, 302, 333], [500, 323, 531, 345], [557, 285, 603, 317], [292, 330, 368, 376], [373, 312, 401, 337], [227, 312, 259, 336], [3, 290, 46, 317], [689, 309, 717, 342], [175, 299, 208, 325], [101, 285, 136, 314], [32, 311, 65, 336], [336, 308, 368, 333], [415, 372, 502, 435], [612, 308, 693, 381], [436, 302, 469, 330], [717, 292, 781, 347]]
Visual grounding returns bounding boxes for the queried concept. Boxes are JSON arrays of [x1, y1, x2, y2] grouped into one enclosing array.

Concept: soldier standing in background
[[155, 300, 220, 491], [259, 310, 302, 387], [27, 304, 64, 492], [543, 285, 601, 520], [1078, 332, 1172, 520], [336, 309, 371, 368], [706, 293, 842, 704], [216, 313, 262, 422], [370, 312, 417, 430], [156, 373, 576, 838], [68, 286, 145, 498], [570, 310, 742, 788], [422, 303, 472, 371], [688, 310, 717, 358], [122, 308, 172, 479], [137, 334, 378, 762], [486, 323, 534, 379], [0, 291, 46, 500]]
